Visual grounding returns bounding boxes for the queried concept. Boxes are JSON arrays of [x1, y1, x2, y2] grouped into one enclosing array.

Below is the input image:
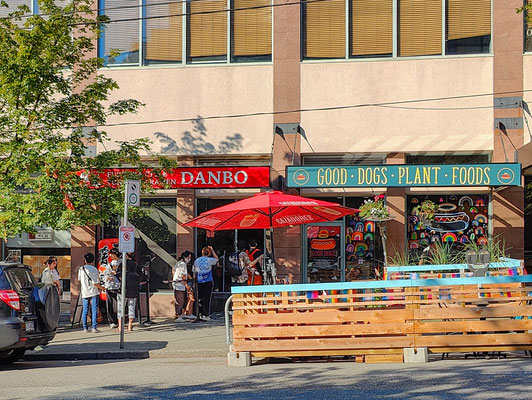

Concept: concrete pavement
[[24, 314, 229, 361]]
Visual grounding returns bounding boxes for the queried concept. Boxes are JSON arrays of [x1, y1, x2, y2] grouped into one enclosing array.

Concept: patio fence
[[230, 275, 532, 363]]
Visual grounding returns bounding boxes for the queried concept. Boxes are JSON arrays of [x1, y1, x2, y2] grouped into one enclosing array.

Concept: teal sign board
[[286, 163, 521, 188]]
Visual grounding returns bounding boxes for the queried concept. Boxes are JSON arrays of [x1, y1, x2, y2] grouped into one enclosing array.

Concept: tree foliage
[[0, 0, 165, 239]]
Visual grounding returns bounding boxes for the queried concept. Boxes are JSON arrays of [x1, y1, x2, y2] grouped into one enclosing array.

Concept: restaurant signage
[[286, 164, 521, 188], [91, 167, 270, 189]]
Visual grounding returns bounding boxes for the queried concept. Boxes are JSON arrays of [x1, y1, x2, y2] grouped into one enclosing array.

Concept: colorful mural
[[407, 194, 489, 255]]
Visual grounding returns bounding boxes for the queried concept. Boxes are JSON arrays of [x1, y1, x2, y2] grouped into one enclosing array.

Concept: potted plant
[[412, 200, 439, 228], [358, 197, 391, 221]]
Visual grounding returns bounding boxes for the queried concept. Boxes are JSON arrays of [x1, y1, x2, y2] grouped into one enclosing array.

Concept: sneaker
[[201, 315, 211, 321], [183, 314, 196, 320], [175, 317, 187, 323], [91, 328, 100, 333], [110, 323, 117, 329], [83, 328, 89, 333]]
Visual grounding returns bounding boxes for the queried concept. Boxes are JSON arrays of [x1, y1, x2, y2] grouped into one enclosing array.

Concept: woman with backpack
[[116, 253, 140, 332]]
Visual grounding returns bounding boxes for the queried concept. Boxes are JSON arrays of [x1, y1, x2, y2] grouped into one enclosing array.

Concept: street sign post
[[119, 179, 140, 349], [118, 226, 135, 253]]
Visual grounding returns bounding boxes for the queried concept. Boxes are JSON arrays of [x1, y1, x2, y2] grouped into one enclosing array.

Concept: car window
[[0, 269, 10, 290], [5, 267, 35, 291]]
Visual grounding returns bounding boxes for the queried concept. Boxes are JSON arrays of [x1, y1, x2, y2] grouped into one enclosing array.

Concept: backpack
[[226, 251, 242, 277]]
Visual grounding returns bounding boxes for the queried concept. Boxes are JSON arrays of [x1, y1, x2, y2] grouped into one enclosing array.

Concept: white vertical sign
[[119, 226, 135, 253], [127, 180, 141, 206]]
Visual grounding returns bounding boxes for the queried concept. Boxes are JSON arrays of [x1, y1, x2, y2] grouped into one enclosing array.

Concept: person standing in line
[[41, 256, 61, 295], [101, 248, 121, 329], [117, 253, 140, 332], [193, 246, 218, 321], [173, 251, 193, 322], [78, 253, 105, 333]]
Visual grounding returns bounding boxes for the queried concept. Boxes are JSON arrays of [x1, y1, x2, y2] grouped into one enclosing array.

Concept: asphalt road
[[0, 356, 530, 400]]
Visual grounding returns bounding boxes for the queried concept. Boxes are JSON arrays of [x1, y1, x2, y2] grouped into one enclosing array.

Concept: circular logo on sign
[[123, 232, 131, 241], [128, 193, 138, 205], [496, 168, 515, 185], [292, 169, 309, 186]]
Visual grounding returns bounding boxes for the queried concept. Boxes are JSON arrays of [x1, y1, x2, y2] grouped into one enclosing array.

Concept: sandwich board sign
[[119, 226, 135, 253]]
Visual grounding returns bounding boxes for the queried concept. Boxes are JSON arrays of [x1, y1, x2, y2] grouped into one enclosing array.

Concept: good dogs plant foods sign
[[287, 164, 521, 188], [91, 167, 270, 189]]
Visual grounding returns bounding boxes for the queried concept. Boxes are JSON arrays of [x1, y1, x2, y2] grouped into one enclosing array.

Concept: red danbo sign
[[97, 167, 270, 189]]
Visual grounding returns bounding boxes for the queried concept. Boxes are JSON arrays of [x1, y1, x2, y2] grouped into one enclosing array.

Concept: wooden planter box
[[230, 276, 532, 364]]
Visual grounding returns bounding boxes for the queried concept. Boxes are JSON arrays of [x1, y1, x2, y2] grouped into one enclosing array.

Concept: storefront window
[[104, 198, 177, 292], [345, 197, 382, 280], [304, 196, 382, 282], [406, 194, 489, 261]]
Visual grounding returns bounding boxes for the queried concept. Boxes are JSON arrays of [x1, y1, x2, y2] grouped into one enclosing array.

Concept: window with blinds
[[399, 0, 442, 57], [99, 0, 140, 65], [303, 0, 345, 59], [0, 0, 32, 26], [188, 0, 227, 62], [144, 1, 182, 64], [351, 0, 393, 58], [232, 0, 272, 62], [446, 0, 490, 55]]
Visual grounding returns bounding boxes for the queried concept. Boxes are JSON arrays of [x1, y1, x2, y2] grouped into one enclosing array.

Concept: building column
[[386, 153, 406, 261], [271, 2, 302, 281], [492, 0, 525, 259]]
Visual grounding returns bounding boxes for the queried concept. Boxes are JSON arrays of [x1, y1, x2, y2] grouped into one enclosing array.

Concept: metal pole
[[224, 294, 234, 344], [119, 183, 128, 349]]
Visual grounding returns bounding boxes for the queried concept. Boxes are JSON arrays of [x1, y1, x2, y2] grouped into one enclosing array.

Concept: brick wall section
[[385, 153, 406, 262], [70, 225, 96, 316], [492, 0, 524, 259], [271, 2, 302, 281]]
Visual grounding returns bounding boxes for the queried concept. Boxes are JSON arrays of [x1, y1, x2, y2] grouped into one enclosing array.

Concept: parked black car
[[0, 262, 60, 364]]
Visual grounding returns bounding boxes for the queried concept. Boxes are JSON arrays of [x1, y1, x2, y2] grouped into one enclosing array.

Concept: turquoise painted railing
[[231, 275, 532, 294], [385, 257, 521, 273]]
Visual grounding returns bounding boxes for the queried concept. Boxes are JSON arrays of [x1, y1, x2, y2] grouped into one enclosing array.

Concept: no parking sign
[[119, 226, 135, 253]]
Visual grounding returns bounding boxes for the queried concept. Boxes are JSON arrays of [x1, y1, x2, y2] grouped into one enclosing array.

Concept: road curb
[[24, 351, 150, 361], [24, 349, 228, 361]]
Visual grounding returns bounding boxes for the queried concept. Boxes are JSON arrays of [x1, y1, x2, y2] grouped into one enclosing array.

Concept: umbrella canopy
[[183, 190, 358, 231]]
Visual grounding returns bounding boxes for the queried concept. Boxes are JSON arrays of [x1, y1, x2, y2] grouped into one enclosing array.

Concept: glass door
[[304, 222, 344, 283]]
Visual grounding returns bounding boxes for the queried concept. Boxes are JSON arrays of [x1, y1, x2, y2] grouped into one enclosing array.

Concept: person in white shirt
[[173, 251, 193, 322], [77, 253, 105, 333], [41, 256, 61, 295]]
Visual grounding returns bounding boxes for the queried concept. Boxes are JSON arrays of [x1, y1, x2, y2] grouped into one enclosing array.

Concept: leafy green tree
[[0, 0, 164, 239]]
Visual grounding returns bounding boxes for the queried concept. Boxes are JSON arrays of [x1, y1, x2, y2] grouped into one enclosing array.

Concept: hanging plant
[[413, 200, 439, 227], [358, 197, 390, 221]]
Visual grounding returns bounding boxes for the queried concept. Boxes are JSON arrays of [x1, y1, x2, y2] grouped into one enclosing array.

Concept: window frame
[[302, 0, 493, 61], [97, 0, 273, 67]]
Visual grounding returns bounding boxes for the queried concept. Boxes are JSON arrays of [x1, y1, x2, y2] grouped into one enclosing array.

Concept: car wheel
[[0, 349, 25, 365], [36, 285, 60, 332]]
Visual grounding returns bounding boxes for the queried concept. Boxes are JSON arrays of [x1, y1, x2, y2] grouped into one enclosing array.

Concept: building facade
[[2, 1, 531, 316]]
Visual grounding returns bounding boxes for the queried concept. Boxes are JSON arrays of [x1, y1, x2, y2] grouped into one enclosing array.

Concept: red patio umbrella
[[184, 190, 358, 285], [183, 190, 358, 231]]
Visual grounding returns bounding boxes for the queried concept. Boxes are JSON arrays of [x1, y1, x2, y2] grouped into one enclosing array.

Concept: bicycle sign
[[119, 226, 135, 253]]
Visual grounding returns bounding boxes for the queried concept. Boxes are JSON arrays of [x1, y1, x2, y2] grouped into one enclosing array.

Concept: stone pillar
[[492, 0, 525, 259], [177, 188, 195, 256], [70, 225, 96, 317], [271, 1, 302, 281], [386, 153, 406, 261]]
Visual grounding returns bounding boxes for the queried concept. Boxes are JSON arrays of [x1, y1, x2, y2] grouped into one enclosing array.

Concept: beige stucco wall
[[524, 55, 532, 147], [99, 65, 274, 155], [300, 56, 494, 154]]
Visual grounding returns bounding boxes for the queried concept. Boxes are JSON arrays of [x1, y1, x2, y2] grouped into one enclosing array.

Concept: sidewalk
[[24, 315, 229, 361]]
